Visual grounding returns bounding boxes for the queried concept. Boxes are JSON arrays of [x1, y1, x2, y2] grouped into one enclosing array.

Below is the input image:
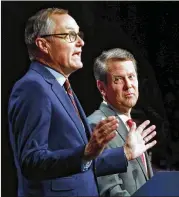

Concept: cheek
[[134, 81, 138, 89], [57, 51, 70, 64], [110, 87, 122, 99], [115, 86, 123, 95], [56, 44, 72, 62]]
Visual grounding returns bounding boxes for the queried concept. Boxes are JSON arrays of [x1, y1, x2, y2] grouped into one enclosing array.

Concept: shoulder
[[87, 110, 105, 129], [9, 70, 52, 111], [11, 69, 50, 96], [88, 110, 105, 123]]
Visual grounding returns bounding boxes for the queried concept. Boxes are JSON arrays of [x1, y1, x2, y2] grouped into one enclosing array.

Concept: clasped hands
[[84, 116, 157, 161]]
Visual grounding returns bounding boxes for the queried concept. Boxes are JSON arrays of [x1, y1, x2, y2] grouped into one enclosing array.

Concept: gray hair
[[93, 48, 137, 84], [25, 8, 68, 61]]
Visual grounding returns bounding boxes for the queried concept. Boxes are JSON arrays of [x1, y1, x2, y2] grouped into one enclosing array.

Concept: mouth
[[72, 51, 81, 58], [125, 93, 134, 97]]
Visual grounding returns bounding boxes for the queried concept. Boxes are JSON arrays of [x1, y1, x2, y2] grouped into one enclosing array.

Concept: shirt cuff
[[81, 160, 92, 172]]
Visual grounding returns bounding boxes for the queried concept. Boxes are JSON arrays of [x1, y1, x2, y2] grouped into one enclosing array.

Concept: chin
[[70, 65, 83, 73], [74, 61, 83, 68], [75, 65, 83, 70], [125, 100, 137, 108], [78, 63, 83, 68]]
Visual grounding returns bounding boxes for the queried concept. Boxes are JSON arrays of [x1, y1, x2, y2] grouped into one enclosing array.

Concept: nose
[[76, 35, 85, 47], [124, 78, 132, 89]]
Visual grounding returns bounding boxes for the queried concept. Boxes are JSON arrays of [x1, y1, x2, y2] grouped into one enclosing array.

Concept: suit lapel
[[136, 154, 148, 180], [51, 82, 88, 143], [99, 103, 127, 142], [30, 61, 88, 144], [145, 152, 153, 178], [73, 93, 91, 140]]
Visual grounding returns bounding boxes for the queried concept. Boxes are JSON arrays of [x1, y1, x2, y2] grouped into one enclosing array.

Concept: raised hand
[[84, 116, 118, 160], [124, 120, 157, 161]]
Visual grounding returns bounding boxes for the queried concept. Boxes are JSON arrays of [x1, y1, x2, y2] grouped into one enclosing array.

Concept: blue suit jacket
[[8, 61, 127, 197]]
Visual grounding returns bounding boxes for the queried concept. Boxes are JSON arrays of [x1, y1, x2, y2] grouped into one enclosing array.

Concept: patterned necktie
[[126, 119, 147, 172], [64, 79, 81, 119]]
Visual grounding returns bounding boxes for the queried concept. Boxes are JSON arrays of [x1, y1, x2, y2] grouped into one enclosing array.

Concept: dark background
[[2, 1, 179, 196]]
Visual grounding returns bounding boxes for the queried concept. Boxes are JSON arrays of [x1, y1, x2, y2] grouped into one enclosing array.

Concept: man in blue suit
[[8, 8, 157, 197]]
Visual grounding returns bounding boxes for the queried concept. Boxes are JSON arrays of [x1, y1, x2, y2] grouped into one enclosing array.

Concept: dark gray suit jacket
[[88, 102, 153, 196]]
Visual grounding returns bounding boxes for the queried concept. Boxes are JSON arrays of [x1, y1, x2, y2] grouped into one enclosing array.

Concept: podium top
[[133, 171, 179, 196]]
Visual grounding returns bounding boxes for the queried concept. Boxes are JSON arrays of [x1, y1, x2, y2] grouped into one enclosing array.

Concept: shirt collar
[[45, 66, 66, 86]]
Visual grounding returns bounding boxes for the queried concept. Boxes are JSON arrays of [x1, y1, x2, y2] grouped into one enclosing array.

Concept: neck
[[36, 57, 70, 78], [119, 109, 131, 117], [106, 100, 132, 118]]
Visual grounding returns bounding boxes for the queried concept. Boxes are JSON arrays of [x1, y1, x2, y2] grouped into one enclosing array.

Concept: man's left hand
[[124, 120, 157, 161]]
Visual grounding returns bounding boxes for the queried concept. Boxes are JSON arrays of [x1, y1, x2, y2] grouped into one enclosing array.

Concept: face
[[38, 14, 84, 77], [99, 60, 139, 114]]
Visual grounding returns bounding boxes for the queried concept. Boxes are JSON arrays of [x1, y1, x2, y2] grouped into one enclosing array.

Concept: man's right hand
[[84, 116, 119, 161]]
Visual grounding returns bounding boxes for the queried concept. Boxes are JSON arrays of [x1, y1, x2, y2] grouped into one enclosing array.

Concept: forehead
[[107, 60, 136, 74], [50, 14, 79, 32]]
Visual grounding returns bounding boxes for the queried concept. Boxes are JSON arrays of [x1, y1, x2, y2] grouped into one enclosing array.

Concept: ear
[[35, 37, 49, 54], [97, 80, 106, 99]]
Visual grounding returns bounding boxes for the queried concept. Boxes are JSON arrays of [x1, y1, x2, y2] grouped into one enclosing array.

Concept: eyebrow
[[112, 75, 122, 78], [112, 72, 136, 78]]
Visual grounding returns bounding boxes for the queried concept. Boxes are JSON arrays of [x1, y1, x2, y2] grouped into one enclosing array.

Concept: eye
[[69, 31, 76, 38], [128, 74, 136, 79], [113, 76, 123, 84], [129, 75, 133, 79]]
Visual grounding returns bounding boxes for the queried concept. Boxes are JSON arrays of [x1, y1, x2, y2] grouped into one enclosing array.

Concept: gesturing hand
[[84, 116, 118, 161], [124, 120, 157, 161]]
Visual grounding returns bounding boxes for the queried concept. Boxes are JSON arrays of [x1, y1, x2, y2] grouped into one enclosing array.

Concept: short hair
[[93, 48, 137, 84], [25, 8, 68, 61]]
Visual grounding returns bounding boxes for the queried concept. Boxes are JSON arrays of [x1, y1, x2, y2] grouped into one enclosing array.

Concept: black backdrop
[[2, 2, 179, 197]]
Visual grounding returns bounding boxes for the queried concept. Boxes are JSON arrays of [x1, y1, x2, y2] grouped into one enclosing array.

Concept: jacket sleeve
[[8, 81, 86, 180], [95, 147, 128, 177]]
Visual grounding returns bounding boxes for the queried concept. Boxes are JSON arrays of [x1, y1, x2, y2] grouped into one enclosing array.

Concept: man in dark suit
[[88, 48, 155, 196], [8, 9, 157, 197]]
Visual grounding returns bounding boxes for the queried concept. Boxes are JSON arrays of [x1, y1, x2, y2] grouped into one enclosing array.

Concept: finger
[[93, 119, 118, 144], [145, 140, 157, 150], [97, 119, 119, 135], [103, 131, 117, 144], [99, 123, 118, 140], [142, 125, 156, 138], [97, 130, 116, 146], [144, 131, 157, 143], [136, 120, 150, 134], [102, 116, 117, 123], [129, 121, 136, 132], [96, 116, 118, 129]]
